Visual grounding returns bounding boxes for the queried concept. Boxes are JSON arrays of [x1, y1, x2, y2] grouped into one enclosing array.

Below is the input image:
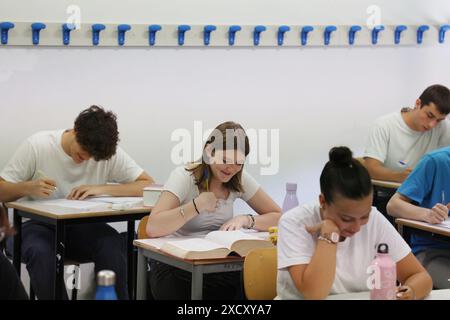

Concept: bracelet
[[192, 199, 200, 215], [247, 214, 255, 229], [179, 206, 185, 219]]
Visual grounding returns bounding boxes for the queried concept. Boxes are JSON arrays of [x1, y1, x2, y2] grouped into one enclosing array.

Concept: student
[[364, 84, 450, 183], [0, 105, 154, 300], [387, 146, 450, 289], [0, 205, 28, 300], [146, 121, 281, 300], [276, 146, 432, 300]]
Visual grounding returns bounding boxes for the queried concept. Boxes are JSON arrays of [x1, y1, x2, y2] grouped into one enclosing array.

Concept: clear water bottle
[[282, 182, 299, 213], [369, 243, 396, 300], [95, 270, 118, 300]]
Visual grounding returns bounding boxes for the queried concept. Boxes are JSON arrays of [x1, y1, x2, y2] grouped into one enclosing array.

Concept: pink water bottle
[[282, 183, 299, 213], [369, 243, 397, 300]]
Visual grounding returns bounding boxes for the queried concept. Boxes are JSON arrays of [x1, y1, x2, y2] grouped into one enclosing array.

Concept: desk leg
[[54, 220, 65, 300], [127, 219, 135, 300], [191, 265, 204, 300], [136, 248, 147, 300], [13, 209, 22, 276]]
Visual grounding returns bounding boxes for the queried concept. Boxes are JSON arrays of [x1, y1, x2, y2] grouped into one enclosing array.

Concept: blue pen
[[398, 160, 407, 166]]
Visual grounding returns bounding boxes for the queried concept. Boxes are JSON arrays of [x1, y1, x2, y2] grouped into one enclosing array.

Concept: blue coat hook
[[301, 26, 314, 46], [253, 25, 266, 46], [394, 25, 407, 44], [348, 25, 361, 45], [117, 24, 131, 46], [92, 24, 105, 46], [439, 25, 450, 43], [148, 25, 161, 46], [203, 25, 216, 46], [324, 26, 337, 45], [417, 25, 429, 44], [0, 22, 14, 45], [277, 26, 290, 46], [31, 23, 46, 45], [372, 25, 384, 45], [178, 25, 191, 46], [62, 23, 76, 45], [228, 25, 241, 46]]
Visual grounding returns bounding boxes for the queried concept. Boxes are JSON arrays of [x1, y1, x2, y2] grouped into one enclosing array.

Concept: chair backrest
[[137, 215, 150, 239], [243, 247, 277, 300]]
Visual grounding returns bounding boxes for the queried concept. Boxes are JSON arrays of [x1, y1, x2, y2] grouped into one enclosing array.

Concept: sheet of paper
[[136, 236, 199, 250], [88, 197, 143, 204], [436, 219, 450, 229], [34, 199, 106, 211]]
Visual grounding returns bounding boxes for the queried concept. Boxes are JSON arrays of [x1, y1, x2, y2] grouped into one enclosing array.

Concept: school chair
[[137, 215, 149, 240], [243, 247, 277, 300]]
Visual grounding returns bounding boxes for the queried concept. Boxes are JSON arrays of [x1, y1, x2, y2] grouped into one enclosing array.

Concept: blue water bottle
[[282, 183, 299, 213], [95, 270, 118, 300]]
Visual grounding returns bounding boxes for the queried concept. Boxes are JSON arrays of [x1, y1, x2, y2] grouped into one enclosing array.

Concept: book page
[[136, 236, 198, 250], [205, 230, 262, 249], [165, 238, 226, 252]]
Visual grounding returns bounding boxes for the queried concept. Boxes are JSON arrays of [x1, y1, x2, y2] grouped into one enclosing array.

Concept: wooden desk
[[134, 239, 244, 300], [396, 218, 450, 245], [326, 289, 450, 300], [6, 200, 151, 300], [371, 179, 401, 189]]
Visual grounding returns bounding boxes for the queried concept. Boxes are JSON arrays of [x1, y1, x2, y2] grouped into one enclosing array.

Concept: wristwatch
[[318, 231, 339, 244]]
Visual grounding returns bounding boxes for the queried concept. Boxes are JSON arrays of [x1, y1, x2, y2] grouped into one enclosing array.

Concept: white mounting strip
[[1, 22, 449, 47]]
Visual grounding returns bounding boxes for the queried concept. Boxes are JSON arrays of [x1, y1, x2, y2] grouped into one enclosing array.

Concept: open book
[[140, 230, 273, 260]]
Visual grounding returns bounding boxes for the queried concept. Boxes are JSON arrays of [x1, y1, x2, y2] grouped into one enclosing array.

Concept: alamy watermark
[[170, 121, 280, 175]]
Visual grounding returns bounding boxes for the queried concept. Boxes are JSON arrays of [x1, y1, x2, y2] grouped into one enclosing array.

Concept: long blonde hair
[[186, 121, 250, 193]]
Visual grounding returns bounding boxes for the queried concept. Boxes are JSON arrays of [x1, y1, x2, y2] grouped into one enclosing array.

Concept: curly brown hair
[[74, 105, 119, 161]]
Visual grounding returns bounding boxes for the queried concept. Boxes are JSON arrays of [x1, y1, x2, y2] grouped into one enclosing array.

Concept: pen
[[442, 190, 446, 204], [398, 160, 407, 166], [204, 167, 209, 192], [36, 170, 57, 191]]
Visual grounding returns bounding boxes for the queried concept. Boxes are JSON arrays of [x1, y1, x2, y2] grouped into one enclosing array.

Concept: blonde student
[[146, 121, 281, 300], [276, 146, 432, 300]]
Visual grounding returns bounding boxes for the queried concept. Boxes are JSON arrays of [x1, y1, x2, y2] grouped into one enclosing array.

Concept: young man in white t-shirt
[[364, 84, 450, 183], [0, 106, 154, 300], [363, 84, 450, 225]]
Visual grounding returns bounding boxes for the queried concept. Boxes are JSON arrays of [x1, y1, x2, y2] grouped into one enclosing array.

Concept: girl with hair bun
[[276, 146, 432, 300]]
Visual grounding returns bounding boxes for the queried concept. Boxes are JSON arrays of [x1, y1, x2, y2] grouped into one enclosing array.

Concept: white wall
[[1, 0, 450, 206]]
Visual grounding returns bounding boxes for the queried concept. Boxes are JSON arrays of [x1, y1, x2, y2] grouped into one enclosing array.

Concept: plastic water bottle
[[282, 183, 299, 213], [95, 270, 118, 300], [369, 243, 396, 300]]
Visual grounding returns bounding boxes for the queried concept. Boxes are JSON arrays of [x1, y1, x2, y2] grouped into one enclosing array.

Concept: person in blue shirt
[[387, 146, 450, 289]]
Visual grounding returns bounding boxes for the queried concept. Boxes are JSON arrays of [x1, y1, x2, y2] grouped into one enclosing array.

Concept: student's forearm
[[404, 271, 433, 300], [366, 165, 406, 183], [0, 181, 31, 202], [297, 242, 337, 299], [147, 201, 198, 237], [253, 212, 281, 231], [100, 180, 153, 197], [387, 195, 429, 221]]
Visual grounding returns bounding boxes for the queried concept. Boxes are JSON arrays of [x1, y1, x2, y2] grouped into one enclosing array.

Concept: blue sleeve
[[397, 155, 436, 205]]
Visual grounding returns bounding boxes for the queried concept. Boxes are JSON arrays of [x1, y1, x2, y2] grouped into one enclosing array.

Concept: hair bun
[[329, 146, 353, 167]]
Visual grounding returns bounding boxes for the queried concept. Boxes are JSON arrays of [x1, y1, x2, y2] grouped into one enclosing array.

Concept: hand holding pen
[[426, 192, 448, 224], [396, 284, 415, 300], [26, 170, 57, 198]]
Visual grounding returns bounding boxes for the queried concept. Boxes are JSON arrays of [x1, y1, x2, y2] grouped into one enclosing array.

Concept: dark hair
[[187, 121, 250, 193], [419, 84, 450, 115], [320, 146, 372, 204], [74, 105, 119, 161]]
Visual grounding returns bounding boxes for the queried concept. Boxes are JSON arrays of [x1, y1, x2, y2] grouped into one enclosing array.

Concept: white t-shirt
[[0, 130, 144, 199], [364, 111, 450, 170], [276, 203, 411, 300], [163, 166, 260, 236]]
